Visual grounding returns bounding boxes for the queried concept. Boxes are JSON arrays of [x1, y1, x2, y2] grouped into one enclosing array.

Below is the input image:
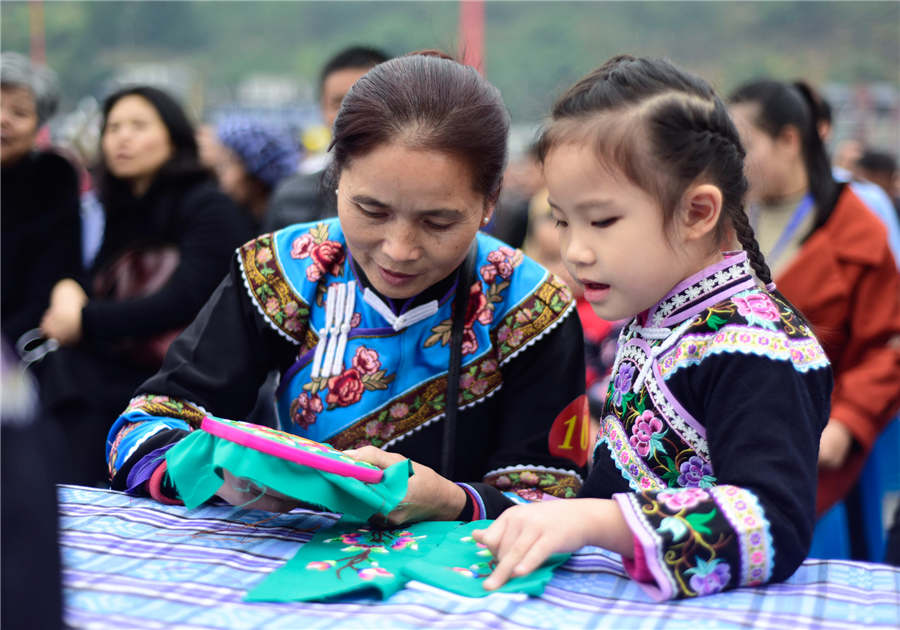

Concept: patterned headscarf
[[216, 116, 300, 189]]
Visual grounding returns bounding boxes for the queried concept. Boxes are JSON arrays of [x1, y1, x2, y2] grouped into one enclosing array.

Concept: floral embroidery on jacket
[[294, 345, 395, 428], [239, 234, 317, 349], [290, 222, 346, 282], [125, 394, 207, 428], [450, 535, 496, 578]]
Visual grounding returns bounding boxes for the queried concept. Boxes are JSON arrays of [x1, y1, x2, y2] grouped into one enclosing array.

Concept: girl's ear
[[678, 183, 723, 242]]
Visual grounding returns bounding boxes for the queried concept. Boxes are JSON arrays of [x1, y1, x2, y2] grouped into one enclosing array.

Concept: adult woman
[[210, 116, 300, 232], [106, 53, 586, 522], [1, 52, 83, 347], [729, 80, 900, 515], [37, 86, 248, 486]]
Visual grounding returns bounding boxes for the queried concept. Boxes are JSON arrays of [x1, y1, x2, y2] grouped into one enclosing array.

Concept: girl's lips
[[581, 281, 610, 302]]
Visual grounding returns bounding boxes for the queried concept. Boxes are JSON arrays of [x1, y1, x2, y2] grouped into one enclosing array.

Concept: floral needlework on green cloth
[[246, 521, 461, 601], [402, 521, 570, 597]]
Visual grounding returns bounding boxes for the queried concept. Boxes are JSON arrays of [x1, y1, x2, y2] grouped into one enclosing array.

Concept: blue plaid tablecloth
[[60, 485, 900, 629]]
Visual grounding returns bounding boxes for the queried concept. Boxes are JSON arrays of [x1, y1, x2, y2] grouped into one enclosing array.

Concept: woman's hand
[[472, 498, 633, 591], [343, 446, 466, 525], [40, 279, 88, 346], [818, 418, 854, 469], [215, 469, 301, 512]]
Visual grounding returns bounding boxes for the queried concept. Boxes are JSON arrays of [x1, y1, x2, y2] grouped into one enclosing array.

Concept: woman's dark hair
[[728, 79, 839, 239], [96, 85, 209, 207], [538, 55, 773, 285], [324, 51, 510, 207]]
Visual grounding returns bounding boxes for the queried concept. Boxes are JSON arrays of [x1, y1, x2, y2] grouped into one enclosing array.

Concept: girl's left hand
[[343, 446, 466, 525], [472, 498, 634, 591], [40, 279, 88, 346]]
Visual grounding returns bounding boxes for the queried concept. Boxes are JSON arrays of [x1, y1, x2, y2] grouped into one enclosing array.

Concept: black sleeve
[[81, 186, 250, 342], [5, 156, 83, 342], [135, 256, 299, 422]]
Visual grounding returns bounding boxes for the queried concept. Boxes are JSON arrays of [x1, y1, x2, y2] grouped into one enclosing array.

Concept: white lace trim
[[237, 248, 302, 346]]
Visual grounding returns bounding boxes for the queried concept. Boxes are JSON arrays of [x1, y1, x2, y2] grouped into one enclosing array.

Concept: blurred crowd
[[1, 45, 899, 573]]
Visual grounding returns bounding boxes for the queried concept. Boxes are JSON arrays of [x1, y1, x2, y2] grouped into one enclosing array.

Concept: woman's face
[[729, 103, 798, 203], [102, 94, 173, 192], [0, 84, 40, 167], [213, 145, 251, 204], [337, 142, 493, 299]]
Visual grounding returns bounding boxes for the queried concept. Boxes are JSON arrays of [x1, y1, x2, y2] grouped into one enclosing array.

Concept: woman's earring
[[482, 216, 490, 225]]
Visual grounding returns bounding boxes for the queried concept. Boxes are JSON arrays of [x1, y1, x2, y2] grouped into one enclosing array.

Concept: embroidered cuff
[[455, 483, 486, 521]]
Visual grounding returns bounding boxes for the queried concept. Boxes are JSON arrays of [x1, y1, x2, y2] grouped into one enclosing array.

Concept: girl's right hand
[[215, 469, 301, 512]]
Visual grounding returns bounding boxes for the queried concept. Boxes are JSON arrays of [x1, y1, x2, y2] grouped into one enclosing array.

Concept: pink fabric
[[148, 461, 183, 506], [621, 534, 654, 583]]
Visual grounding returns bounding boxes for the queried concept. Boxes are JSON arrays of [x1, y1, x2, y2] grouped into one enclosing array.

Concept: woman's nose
[[381, 223, 421, 262]]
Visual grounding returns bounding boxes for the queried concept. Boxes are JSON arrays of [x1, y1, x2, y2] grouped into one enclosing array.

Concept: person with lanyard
[[106, 51, 586, 522], [729, 79, 900, 517]]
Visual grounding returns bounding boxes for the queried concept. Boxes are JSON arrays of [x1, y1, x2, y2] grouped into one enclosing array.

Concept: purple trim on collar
[[651, 359, 708, 442], [649, 251, 752, 326], [658, 277, 756, 328]]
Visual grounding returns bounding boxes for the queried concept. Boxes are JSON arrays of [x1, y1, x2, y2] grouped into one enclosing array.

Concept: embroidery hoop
[[200, 416, 384, 483]]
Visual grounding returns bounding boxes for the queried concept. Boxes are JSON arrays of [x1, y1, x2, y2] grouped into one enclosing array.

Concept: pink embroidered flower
[[461, 328, 479, 356], [515, 309, 533, 324], [459, 372, 476, 390], [390, 533, 418, 550], [284, 301, 299, 317], [629, 410, 664, 457], [494, 475, 512, 489], [358, 567, 392, 580], [379, 422, 394, 440], [291, 234, 315, 259], [487, 250, 505, 264], [305, 263, 323, 282], [500, 245, 515, 258], [284, 317, 301, 332], [311, 241, 345, 276], [389, 402, 409, 419], [496, 261, 513, 279], [452, 567, 475, 577], [352, 346, 380, 375], [519, 471, 540, 486], [508, 329, 524, 347], [516, 488, 545, 502], [265, 297, 279, 315], [470, 379, 489, 396], [481, 359, 498, 374], [480, 263, 497, 283], [290, 392, 323, 428], [326, 368, 365, 407], [306, 560, 334, 571], [255, 247, 273, 265], [734, 293, 779, 322], [497, 325, 511, 343], [657, 487, 710, 512], [364, 420, 380, 437]]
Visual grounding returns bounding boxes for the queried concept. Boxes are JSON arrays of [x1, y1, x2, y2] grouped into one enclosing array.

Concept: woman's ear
[[678, 183, 723, 242]]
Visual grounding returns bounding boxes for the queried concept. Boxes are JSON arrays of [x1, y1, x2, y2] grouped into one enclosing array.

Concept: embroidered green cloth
[[246, 521, 459, 601], [164, 428, 410, 521], [402, 520, 571, 597], [245, 520, 569, 602]]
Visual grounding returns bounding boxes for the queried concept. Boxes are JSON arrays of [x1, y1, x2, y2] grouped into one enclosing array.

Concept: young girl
[[473, 55, 832, 600]]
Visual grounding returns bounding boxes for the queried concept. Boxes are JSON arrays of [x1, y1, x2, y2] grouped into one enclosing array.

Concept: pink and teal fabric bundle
[[164, 416, 410, 521]]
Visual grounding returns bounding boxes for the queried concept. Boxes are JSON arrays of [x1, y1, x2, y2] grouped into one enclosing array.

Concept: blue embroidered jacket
[[106, 219, 586, 517], [580, 251, 832, 600]]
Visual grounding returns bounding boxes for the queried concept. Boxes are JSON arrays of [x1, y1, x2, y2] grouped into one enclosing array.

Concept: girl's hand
[[818, 418, 854, 469], [40, 279, 88, 346], [472, 498, 634, 591], [343, 446, 466, 525], [215, 469, 301, 512]]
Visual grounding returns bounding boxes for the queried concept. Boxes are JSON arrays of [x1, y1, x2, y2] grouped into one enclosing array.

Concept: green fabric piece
[[401, 520, 571, 597], [246, 521, 464, 602], [165, 429, 410, 521]]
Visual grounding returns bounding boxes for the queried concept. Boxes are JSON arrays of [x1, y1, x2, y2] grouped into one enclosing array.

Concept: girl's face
[[729, 103, 798, 203], [102, 95, 173, 193], [543, 142, 710, 321], [337, 142, 492, 299], [0, 84, 40, 167]]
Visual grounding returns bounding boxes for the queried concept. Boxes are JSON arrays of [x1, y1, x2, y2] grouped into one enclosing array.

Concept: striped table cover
[[60, 485, 900, 630]]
